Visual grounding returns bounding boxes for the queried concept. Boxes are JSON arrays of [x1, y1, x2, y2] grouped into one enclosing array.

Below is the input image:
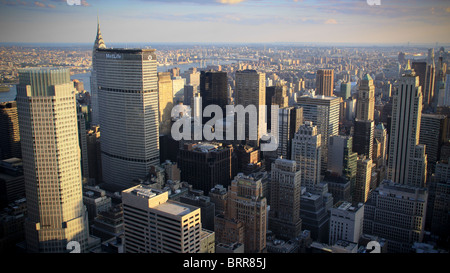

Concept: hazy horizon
[[1, 0, 450, 45]]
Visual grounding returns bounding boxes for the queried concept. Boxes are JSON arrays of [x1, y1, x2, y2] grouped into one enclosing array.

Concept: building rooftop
[[154, 201, 196, 216]]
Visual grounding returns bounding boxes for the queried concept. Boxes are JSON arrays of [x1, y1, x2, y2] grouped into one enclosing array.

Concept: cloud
[[324, 18, 337, 24], [34, 1, 45, 7], [48, 4, 55, 8], [216, 0, 246, 4], [81, 0, 90, 6], [446, 7, 450, 13]]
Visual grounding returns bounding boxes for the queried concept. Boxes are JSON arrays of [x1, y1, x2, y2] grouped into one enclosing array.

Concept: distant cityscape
[[1, 17, 450, 257]]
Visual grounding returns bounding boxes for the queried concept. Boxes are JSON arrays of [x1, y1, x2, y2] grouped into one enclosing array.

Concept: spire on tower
[[94, 16, 106, 50]]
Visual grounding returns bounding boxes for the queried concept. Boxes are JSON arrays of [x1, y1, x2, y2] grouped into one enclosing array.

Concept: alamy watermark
[[171, 98, 279, 152]]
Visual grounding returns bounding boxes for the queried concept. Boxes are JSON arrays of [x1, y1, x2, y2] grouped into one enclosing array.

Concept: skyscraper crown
[[94, 16, 106, 49]]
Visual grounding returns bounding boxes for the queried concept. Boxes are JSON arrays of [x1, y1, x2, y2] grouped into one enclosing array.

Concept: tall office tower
[[276, 106, 303, 159], [444, 70, 450, 106], [383, 81, 392, 101], [86, 125, 102, 185], [16, 68, 89, 253], [209, 184, 228, 216], [183, 84, 196, 106], [77, 105, 89, 184], [387, 66, 427, 187], [235, 70, 266, 146], [363, 180, 428, 253], [181, 67, 200, 88], [373, 123, 388, 168], [90, 18, 106, 125], [353, 119, 374, 160], [200, 71, 228, 116], [419, 114, 448, 174], [329, 201, 364, 245], [0, 101, 21, 160], [157, 72, 174, 136], [299, 188, 330, 243], [296, 95, 340, 173], [291, 121, 321, 191], [424, 50, 436, 108], [328, 135, 357, 193], [96, 48, 160, 189], [340, 81, 351, 100], [122, 185, 202, 253], [172, 76, 186, 103], [266, 83, 288, 132], [227, 173, 267, 253], [315, 69, 334, 96], [354, 156, 373, 204], [429, 159, 450, 245], [269, 158, 302, 240], [177, 142, 234, 194], [411, 61, 427, 96], [356, 74, 375, 121]]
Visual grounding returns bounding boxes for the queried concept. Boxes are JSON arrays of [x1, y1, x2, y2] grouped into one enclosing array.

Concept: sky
[[0, 0, 449, 45]]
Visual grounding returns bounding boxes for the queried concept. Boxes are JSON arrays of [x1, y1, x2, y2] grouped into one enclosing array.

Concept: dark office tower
[[387, 65, 427, 188], [269, 158, 302, 240], [266, 83, 288, 131], [77, 104, 89, 184], [0, 102, 21, 160], [16, 68, 89, 253], [96, 48, 159, 189], [411, 61, 427, 96], [429, 159, 450, 247], [316, 69, 334, 97], [86, 125, 102, 185], [340, 81, 351, 100], [398, 52, 406, 65], [200, 71, 228, 115], [353, 119, 374, 160], [419, 114, 448, 174], [276, 106, 303, 159], [90, 17, 106, 125], [177, 142, 234, 194]]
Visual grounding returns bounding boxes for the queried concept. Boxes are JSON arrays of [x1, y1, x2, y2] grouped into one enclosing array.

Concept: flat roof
[[154, 202, 193, 216]]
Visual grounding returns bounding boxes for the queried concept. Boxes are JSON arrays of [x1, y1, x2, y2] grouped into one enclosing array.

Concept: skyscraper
[[227, 173, 267, 253], [387, 66, 427, 187], [419, 114, 448, 174], [291, 121, 321, 191], [16, 68, 89, 253], [0, 101, 21, 160], [316, 69, 334, 97], [96, 48, 160, 189], [296, 95, 340, 173], [340, 81, 351, 100], [356, 74, 375, 121], [122, 185, 203, 253], [157, 72, 174, 136], [269, 158, 302, 240], [200, 70, 228, 115], [329, 201, 364, 245], [90, 17, 106, 125], [235, 70, 266, 146], [354, 156, 373, 204], [363, 180, 428, 253], [353, 119, 374, 160], [276, 106, 303, 159]]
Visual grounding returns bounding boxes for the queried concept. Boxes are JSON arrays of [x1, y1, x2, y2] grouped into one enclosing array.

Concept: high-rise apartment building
[[17, 68, 89, 252], [316, 69, 334, 97], [296, 95, 340, 173], [0, 101, 21, 160], [227, 173, 267, 253], [95, 48, 160, 188], [122, 185, 202, 253], [387, 66, 427, 187], [291, 121, 321, 191], [269, 158, 302, 240], [363, 180, 428, 253], [157, 72, 174, 136]]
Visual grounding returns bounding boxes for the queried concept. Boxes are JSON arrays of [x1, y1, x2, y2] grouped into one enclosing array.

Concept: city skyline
[[0, 0, 450, 45]]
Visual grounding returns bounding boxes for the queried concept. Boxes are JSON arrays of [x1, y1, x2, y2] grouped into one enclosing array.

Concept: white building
[[122, 185, 202, 253], [329, 201, 364, 245], [291, 121, 321, 191]]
